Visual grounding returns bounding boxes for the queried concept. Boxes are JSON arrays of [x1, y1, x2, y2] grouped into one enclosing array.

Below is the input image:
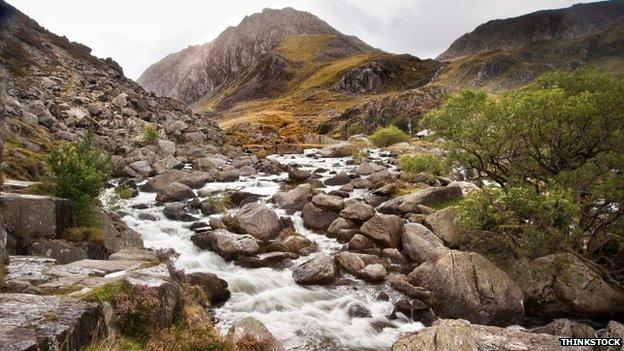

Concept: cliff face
[[137, 7, 372, 105], [0, 0, 224, 180], [437, 0, 624, 61]]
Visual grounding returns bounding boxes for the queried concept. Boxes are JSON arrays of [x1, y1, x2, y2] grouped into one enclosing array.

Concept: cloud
[[7, 0, 601, 79]]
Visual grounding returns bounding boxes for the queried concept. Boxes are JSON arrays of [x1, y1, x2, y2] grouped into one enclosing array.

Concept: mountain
[[0, 0, 224, 180], [138, 8, 441, 140], [435, 0, 624, 90]]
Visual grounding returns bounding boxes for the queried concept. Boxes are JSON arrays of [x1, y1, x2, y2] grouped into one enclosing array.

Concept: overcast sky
[[9, 0, 600, 80]]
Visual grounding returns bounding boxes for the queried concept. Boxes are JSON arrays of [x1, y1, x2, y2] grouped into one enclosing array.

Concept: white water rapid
[[102, 149, 422, 351]]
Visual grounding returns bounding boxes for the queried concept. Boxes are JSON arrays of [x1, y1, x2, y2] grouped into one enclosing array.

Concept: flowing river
[[103, 149, 422, 351]]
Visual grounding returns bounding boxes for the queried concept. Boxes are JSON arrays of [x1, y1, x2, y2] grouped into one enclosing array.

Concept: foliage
[[85, 280, 159, 341], [63, 227, 104, 245], [84, 337, 143, 351], [422, 68, 624, 239], [24, 182, 55, 195], [347, 123, 363, 136], [351, 148, 367, 164], [399, 154, 447, 181], [46, 132, 111, 227], [369, 125, 410, 147], [114, 185, 135, 200], [457, 186, 580, 259], [141, 123, 159, 145], [203, 192, 232, 213]]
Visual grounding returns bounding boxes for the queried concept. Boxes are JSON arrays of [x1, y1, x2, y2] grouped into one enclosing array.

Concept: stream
[[102, 149, 422, 351]]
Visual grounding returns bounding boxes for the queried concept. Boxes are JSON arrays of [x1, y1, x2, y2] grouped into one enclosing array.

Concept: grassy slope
[[193, 34, 438, 139], [436, 22, 624, 91]]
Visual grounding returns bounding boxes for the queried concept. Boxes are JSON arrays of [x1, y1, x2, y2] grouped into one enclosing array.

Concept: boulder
[[324, 171, 351, 186], [391, 319, 590, 351], [0, 194, 74, 240], [153, 156, 182, 175], [229, 191, 261, 207], [602, 321, 624, 351], [425, 206, 463, 248], [214, 168, 240, 182], [335, 252, 388, 282], [360, 214, 405, 248], [327, 217, 357, 237], [163, 202, 196, 222], [0, 294, 104, 350], [30, 239, 87, 264], [301, 203, 339, 232], [226, 317, 285, 351], [357, 162, 385, 175], [402, 223, 449, 263], [378, 186, 463, 215], [108, 248, 158, 262], [266, 231, 315, 255], [193, 229, 260, 260], [141, 170, 186, 192], [288, 167, 311, 183], [99, 210, 144, 254], [238, 252, 299, 268], [339, 203, 374, 222], [518, 253, 624, 320], [273, 184, 316, 212], [224, 203, 283, 241], [157, 140, 176, 156], [347, 234, 376, 251], [408, 250, 524, 326], [532, 319, 596, 338], [388, 274, 433, 302], [311, 193, 344, 211], [155, 182, 196, 203], [186, 272, 231, 303], [292, 253, 336, 285], [177, 171, 214, 189], [128, 160, 154, 178]]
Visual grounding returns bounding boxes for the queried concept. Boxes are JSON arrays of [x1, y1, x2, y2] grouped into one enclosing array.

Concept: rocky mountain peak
[[437, 0, 624, 61], [137, 7, 371, 105]]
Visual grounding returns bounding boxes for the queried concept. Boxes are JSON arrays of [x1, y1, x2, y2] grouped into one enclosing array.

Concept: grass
[[3, 119, 58, 180], [203, 192, 232, 213], [276, 34, 335, 62], [63, 227, 105, 245], [115, 185, 135, 199], [295, 53, 373, 92]]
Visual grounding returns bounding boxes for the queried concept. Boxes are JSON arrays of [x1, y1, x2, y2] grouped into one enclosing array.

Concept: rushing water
[[103, 149, 422, 351]]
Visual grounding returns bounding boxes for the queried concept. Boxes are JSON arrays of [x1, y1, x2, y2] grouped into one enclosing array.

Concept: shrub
[[203, 192, 232, 213], [114, 185, 135, 199], [399, 154, 446, 175], [47, 132, 111, 227], [369, 125, 410, 147], [457, 186, 580, 259], [351, 148, 367, 164], [85, 280, 159, 341], [347, 123, 363, 136], [141, 123, 159, 145], [422, 69, 624, 240]]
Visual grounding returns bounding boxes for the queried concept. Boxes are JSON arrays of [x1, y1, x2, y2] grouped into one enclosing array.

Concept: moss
[[114, 185, 135, 200], [429, 197, 463, 211]]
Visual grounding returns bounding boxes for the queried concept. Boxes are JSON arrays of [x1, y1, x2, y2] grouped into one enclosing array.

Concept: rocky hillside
[[138, 8, 441, 140], [435, 0, 624, 90], [438, 0, 624, 61], [0, 0, 225, 181]]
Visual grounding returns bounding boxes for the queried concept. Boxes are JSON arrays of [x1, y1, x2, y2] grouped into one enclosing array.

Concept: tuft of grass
[[203, 192, 232, 213], [114, 185, 135, 200], [140, 123, 159, 145], [63, 227, 105, 245]]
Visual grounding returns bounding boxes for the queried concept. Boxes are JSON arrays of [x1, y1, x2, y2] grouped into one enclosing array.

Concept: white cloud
[[7, 0, 601, 80]]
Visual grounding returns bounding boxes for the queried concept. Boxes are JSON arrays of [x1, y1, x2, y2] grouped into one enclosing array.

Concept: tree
[[422, 68, 624, 238], [47, 132, 112, 226]]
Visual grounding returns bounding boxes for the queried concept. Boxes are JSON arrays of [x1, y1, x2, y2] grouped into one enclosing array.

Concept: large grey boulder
[[402, 223, 449, 263], [324, 171, 351, 186], [360, 214, 405, 248], [227, 317, 285, 351], [30, 239, 87, 264], [392, 319, 590, 351], [292, 253, 336, 285], [327, 217, 357, 238], [224, 203, 283, 241], [378, 186, 463, 215], [142, 169, 186, 192], [99, 210, 144, 254], [186, 272, 231, 304], [0, 194, 74, 241], [408, 250, 524, 326], [0, 294, 104, 351], [155, 182, 196, 203], [335, 252, 389, 282], [273, 184, 316, 212], [518, 253, 624, 320], [339, 202, 374, 222], [301, 203, 339, 231], [531, 319, 596, 338], [311, 193, 344, 211]]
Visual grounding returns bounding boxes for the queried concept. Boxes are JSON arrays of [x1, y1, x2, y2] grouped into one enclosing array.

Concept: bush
[[347, 123, 363, 136], [141, 123, 159, 145], [399, 154, 446, 175], [422, 68, 624, 242], [457, 186, 580, 259], [369, 125, 410, 147], [63, 227, 104, 245], [47, 132, 111, 227], [351, 148, 367, 164], [85, 280, 159, 341]]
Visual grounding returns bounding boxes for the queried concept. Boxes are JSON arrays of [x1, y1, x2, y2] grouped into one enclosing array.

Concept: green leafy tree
[[47, 132, 112, 226], [422, 68, 624, 238]]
